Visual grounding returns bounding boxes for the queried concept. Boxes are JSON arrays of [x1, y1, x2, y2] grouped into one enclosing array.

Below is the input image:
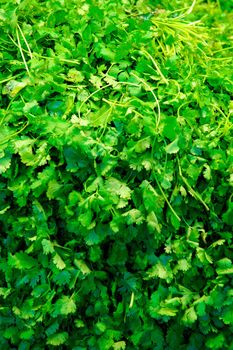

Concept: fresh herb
[[0, 0, 232, 349]]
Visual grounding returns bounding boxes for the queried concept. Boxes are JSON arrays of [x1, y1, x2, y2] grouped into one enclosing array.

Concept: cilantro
[[0, 0, 233, 348]]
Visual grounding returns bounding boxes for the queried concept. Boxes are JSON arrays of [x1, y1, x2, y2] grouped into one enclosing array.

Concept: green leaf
[[157, 307, 178, 317], [146, 211, 161, 233], [0, 205, 10, 215], [74, 259, 91, 275], [0, 153, 11, 174], [128, 84, 142, 97], [113, 341, 126, 350], [14, 139, 50, 167], [42, 239, 55, 254], [222, 202, 233, 225], [53, 270, 71, 286], [165, 138, 180, 154], [52, 296, 76, 316], [3, 326, 18, 340], [85, 229, 101, 246], [196, 248, 213, 264], [181, 306, 197, 325], [122, 209, 144, 225], [78, 209, 93, 228], [206, 334, 225, 349], [135, 137, 151, 153], [222, 306, 233, 325], [2, 79, 28, 98], [216, 258, 233, 275], [46, 332, 68, 346], [161, 116, 179, 141], [105, 177, 132, 200], [98, 44, 115, 61], [0, 287, 11, 298], [45, 322, 59, 336], [47, 180, 62, 200], [53, 254, 66, 270], [176, 259, 191, 272], [147, 261, 173, 281], [14, 138, 35, 165], [20, 329, 34, 340], [196, 301, 206, 317], [8, 253, 37, 270]]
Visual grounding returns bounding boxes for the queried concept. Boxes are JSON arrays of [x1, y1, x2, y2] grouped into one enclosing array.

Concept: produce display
[[0, 0, 232, 349]]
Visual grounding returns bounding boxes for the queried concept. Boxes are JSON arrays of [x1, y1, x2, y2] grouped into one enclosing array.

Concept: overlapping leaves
[[0, 0, 233, 349]]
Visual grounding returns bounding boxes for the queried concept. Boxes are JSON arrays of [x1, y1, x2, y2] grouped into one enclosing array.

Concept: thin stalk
[[17, 23, 32, 59], [129, 292, 135, 308], [131, 72, 161, 130], [213, 46, 233, 54], [78, 79, 160, 123], [177, 157, 209, 211], [153, 174, 181, 222], [98, 101, 117, 140], [0, 73, 23, 84], [0, 121, 29, 146], [187, 0, 197, 15], [16, 27, 30, 75], [78, 83, 111, 118], [140, 49, 169, 85], [9, 34, 80, 65]]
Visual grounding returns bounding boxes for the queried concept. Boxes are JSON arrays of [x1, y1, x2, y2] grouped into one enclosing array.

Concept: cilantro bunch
[[0, 0, 232, 349]]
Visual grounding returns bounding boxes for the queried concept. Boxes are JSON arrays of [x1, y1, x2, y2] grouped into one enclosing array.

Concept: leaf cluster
[[0, 0, 233, 349]]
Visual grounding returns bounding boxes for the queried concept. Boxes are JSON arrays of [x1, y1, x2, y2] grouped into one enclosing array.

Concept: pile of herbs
[[0, 0, 233, 349]]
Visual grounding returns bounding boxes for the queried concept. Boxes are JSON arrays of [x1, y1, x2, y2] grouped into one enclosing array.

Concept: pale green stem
[[17, 23, 33, 59], [16, 27, 30, 75], [177, 157, 209, 211], [140, 49, 169, 85]]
